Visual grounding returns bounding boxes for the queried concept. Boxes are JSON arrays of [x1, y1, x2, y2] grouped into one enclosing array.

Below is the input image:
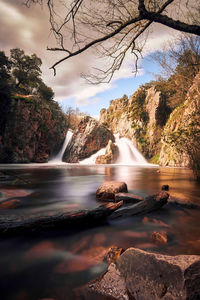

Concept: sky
[[0, 0, 178, 118]]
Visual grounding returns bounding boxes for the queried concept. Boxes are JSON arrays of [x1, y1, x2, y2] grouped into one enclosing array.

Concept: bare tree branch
[[25, 0, 200, 82]]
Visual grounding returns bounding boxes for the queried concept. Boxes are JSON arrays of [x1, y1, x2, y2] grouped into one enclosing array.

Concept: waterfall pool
[[0, 164, 200, 300]]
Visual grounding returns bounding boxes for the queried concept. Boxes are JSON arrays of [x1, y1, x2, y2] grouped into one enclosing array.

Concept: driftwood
[[114, 192, 144, 204], [109, 191, 169, 220], [0, 201, 123, 235]]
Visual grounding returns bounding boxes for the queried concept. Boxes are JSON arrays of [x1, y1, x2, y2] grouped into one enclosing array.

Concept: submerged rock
[[150, 231, 168, 246], [96, 181, 128, 201], [95, 140, 119, 164], [84, 247, 200, 300], [63, 116, 114, 163]]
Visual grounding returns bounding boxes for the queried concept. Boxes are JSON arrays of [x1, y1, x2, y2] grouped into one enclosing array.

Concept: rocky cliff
[[0, 95, 67, 163], [99, 73, 200, 168], [63, 116, 115, 163], [159, 72, 200, 167], [99, 86, 169, 160]]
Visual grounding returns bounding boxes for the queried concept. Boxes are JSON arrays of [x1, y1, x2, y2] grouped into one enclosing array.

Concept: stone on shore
[[83, 247, 200, 300], [96, 181, 128, 201]]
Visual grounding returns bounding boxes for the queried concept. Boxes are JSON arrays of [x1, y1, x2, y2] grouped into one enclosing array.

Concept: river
[[0, 164, 200, 300]]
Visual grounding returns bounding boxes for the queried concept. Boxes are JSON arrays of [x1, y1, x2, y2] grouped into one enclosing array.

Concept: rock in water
[[96, 181, 128, 201], [63, 116, 114, 163], [83, 248, 200, 300], [150, 231, 168, 246], [95, 140, 119, 164]]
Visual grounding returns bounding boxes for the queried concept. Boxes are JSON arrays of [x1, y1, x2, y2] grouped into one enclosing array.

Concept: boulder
[[95, 140, 119, 164], [96, 181, 128, 201], [63, 116, 114, 163], [115, 192, 144, 203], [83, 247, 200, 300]]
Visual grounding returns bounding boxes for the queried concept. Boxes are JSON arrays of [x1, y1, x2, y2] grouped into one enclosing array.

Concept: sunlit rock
[[96, 181, 128, 201], [63, 116, 114, 163], [95, 140, 119, 164]]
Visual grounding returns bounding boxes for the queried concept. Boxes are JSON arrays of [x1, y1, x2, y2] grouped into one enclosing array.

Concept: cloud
[[0, 1, 176, 108]]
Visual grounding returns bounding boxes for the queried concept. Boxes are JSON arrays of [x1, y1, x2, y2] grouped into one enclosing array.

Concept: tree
[[25, 0, 200, 82], [0, 51, 11, 97], [38, 82, 54, 101], [0, 51, 11, 136], [10, 48, 42, 94], [152, 34, 200, 109]]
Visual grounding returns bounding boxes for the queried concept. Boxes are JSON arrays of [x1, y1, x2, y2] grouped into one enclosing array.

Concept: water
[[80, 147, 107, 164], [0, 164, 200, 300], [50, 131, 73, 163], [80, 134, 147, 165], [115, 134, 147, 165]]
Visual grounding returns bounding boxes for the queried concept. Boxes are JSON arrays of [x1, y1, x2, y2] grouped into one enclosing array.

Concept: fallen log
[[109, 191, 169, 220], [0, 201, 123, 235], [114, 192, 144, 203]]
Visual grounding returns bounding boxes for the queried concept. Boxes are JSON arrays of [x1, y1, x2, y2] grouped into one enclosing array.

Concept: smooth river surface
[[0, 164, 200, 300]]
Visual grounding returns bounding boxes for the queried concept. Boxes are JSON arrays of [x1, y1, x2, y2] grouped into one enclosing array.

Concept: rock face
[[159, 72, 200, 167], [85, 247, 200, 300], [96, 181, 128, 201], [63, 116, 114, 163], [0, 96, 67, 163], [95, 140, 119, 164], [99, 87, 169, 159]]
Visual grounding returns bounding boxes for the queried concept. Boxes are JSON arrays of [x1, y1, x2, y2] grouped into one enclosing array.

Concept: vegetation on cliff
[[100, 34, 200, 178], [0, 48, 67, 163]]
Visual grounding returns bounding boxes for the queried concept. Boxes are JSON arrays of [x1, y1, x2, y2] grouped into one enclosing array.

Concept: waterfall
[[79, 147, 106, 164], [50, 130, 73, 163], [114, 134, 147, 165], [80, 134, 147, 165]]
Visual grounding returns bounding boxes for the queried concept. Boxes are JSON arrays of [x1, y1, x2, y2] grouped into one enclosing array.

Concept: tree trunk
[[109, 191, 169, 220], [0, 201, 123, 235]]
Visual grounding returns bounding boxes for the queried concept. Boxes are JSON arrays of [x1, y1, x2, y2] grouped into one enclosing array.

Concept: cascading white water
[[114, 134, 147, 165], [49, 130, 73, 163], [79, 147, 106, 164], [80, 133, 147, 165]]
